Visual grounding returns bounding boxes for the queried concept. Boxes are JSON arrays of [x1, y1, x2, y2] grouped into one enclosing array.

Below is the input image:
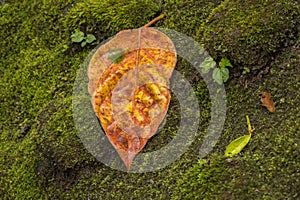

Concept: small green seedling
[[200, 57, 216, 74], [199, 57, 233, 85], [213, 58, 233, 84], [242, 67, 250, 74], [71, 29, 96, 47], [225, 115, 255, 157]]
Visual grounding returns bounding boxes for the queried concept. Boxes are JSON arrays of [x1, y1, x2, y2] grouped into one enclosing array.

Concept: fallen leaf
[[225, 134, 251, 157], [88, 15, 177, 169], [225, 115, 254, 157], [259, 91, 275, 112]]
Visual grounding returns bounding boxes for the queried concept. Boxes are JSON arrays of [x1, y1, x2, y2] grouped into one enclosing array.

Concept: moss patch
[[65, 0, 161, 42], [158, 0, 223, 36], [172, 39, 300, 200], [33, 97, 103, 190], [1, 0, 300, 199], [198, 0, 300, 72]]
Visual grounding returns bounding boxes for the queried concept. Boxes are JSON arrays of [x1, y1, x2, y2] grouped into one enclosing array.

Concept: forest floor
[[1, 0, 299, 199]]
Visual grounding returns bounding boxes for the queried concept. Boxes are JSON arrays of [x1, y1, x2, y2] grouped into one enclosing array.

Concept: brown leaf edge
[[259, 91, 275, 112]]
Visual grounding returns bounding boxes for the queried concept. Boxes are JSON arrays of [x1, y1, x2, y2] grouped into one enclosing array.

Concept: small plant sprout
[[200, 57, 216, 74], [213, 58, 233, 84], [246, 115, 255, 134], [242, 67, 250, 74], [225, 115, 254, 157], [199, 57, 233, 85], [71, 29, 96, 47]]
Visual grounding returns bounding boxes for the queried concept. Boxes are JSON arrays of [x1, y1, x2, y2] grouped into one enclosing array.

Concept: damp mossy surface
[[1, 0, 299, 199], [197, 0, 300, 71]]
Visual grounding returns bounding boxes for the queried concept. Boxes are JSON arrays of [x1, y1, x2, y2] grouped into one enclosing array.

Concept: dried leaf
[[88, 21, 176, 169], [259, 91, 275, 112]]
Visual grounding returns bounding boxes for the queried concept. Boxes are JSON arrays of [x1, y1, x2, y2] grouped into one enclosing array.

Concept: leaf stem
[[246, 115, 255, 134], [143, 14, 165, 27]]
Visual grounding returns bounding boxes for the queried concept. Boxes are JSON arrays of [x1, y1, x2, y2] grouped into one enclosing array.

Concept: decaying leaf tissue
[[88, 17, 177, 169], [259, 91, 275, 112]]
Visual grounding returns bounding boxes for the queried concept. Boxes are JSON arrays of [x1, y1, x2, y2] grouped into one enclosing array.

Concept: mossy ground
[[197, 0, 300, 72], [1, 0, 299, 199]]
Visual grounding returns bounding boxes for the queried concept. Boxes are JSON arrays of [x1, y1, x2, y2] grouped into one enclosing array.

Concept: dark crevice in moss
[[33, 98, 104, 189]]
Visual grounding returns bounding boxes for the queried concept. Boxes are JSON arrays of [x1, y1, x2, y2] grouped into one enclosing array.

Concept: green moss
[[172, 39, 300, 200], [0, 47, 85, 136], [33, 96, 100, 189], [0, 131, 46, 199], [1, 0, 300, 199], [65, 0, 160, 42], [173, 142, 299, 199], [0, 0, 87, 197], [172, 156, 229, 200], [198, 0, 300, 70], [158, 0, 222, 37]]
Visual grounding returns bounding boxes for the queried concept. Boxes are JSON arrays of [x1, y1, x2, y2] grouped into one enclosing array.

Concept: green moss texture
[[1, 0, 299, 199], [198, 0, 300, 70]]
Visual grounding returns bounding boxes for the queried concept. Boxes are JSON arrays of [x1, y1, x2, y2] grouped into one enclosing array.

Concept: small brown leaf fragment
[[259, 91, 275, 112]]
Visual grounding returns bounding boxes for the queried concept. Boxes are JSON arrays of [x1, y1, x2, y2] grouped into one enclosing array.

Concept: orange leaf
[[88, 20, 176, 169], [259, 91, 275, 112]]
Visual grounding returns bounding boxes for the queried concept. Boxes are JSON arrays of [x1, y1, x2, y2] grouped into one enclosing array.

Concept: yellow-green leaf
[[225, 134, 251, 157]]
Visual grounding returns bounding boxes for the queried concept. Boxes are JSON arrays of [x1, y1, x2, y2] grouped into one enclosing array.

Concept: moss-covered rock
[[198, 0, 300, 71], [0, 0, 88, 197], [174, 142, 300, 199], [172, 38, 300, 200], [158, 0, 222, 37], [1, 0, 300, 199], [0, 134, 43, 199], [65, 0, 160, 42], [33, 96, 101, 189]]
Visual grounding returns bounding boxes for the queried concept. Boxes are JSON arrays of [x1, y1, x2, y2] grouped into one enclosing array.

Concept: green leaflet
[[225, 115, 254, 157], [86, 34, 96, 43], [212, 68, 222, 85], [219, 58, 232, 68], [71, 30, 85, 43], [200, 57, 231, 84], [225, 134, 251, 157], [213, 67, 229, 85], [81, 41, 87, 47], [200, 57, 216, 74], [71, 30, 96, 47]]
